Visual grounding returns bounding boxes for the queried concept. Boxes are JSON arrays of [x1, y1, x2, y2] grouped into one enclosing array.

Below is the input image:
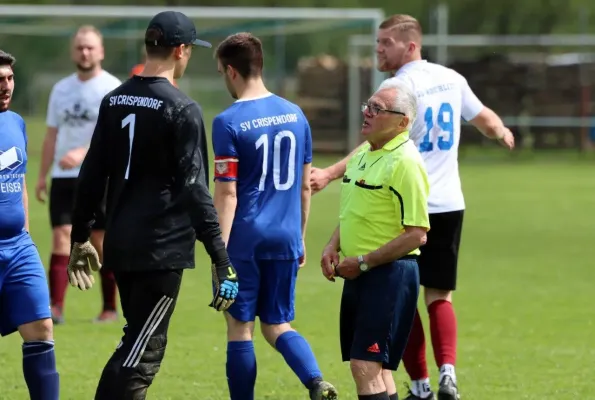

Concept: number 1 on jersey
[[255, 130, 296, 191], [121, 113, 135, 179], [419, 102, 454, 152]]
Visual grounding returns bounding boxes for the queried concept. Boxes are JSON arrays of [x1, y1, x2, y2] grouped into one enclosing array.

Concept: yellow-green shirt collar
[[373, 131, 410, 151]]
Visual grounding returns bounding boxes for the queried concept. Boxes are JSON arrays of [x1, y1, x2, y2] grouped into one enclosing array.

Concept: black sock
[[389, 393, 399, 400], [358, 392, 390, 400]]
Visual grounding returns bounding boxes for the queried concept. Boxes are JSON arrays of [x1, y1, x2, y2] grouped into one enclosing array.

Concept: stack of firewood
[[295, 53, 595, 151], [295, 55, 373, 151]]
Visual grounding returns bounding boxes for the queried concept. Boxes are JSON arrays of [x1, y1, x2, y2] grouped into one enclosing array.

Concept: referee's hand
[[210, 263, 239, 311], [310, 167, 332, 195], [67, 241, 102, 291], [320, 245, 340, 282]]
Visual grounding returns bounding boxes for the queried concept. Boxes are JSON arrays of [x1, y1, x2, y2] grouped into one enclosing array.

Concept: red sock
[[100, 268, 117, 311], [402, 308, 429, 380], [48, 254, 69, 309], [429, 300, 457, 367]]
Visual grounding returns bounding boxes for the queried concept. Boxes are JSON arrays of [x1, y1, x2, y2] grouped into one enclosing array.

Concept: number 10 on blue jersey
[[419, 102, 454, 153], [255, 130, 296, 191]]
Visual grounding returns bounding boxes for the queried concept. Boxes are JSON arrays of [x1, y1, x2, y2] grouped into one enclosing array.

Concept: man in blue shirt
[[0, 50, 59, 399], [212, 33, 337, 400]]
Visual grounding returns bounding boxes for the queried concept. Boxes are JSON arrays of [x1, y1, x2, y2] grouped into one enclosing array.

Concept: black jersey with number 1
[[71, 75, 229, 272]]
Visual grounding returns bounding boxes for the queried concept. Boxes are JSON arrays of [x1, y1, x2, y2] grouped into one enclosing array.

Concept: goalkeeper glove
[[67, 241, 102, 291], [210, 262, 239, 311]]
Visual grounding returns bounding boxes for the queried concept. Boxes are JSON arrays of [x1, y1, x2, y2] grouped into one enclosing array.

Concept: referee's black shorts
[[340, 256, 420, 371], [49, 177, 107, 229], [418, 210, 465, 291]]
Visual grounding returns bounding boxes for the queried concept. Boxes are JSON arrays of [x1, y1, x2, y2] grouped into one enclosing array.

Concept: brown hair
[[379, 14, 422, 44], [215, 32, 263, 79], [144, 28, 173, 59], [0, 50, 16, 67]]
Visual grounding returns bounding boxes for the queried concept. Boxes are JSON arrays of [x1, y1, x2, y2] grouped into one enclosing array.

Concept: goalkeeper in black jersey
[[68, 11, 239, 399]]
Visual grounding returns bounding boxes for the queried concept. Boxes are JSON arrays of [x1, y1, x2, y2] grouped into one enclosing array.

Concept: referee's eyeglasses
[[361, 102, 406, 117]]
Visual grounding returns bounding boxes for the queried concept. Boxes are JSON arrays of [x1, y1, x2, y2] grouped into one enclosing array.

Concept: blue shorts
[[0, 243, 51, 336], [339, 256, 420, 371], [226, 258, 299, 324]]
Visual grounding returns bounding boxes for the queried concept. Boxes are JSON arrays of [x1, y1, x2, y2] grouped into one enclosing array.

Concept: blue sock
[[22, 341, 60, 400], [226, 341, 257, 400], [275, 330, 322, 389]]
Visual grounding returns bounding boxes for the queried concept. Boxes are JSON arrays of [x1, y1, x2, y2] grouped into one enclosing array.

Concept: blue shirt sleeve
[[303, 119, 313, 164], [212, 114, 239, 182], [212, 115, 238, 158], [19, 115, 27, 173]]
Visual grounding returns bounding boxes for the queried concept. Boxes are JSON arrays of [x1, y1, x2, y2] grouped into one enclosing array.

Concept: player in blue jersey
[[212, 33, 338, 400], [0, 50, 59, 400]]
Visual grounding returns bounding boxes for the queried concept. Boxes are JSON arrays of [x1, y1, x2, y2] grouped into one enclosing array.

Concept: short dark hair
[[215, 32, 263, 79], [0, 50, 16, 68], [144, 28, 174, 59]]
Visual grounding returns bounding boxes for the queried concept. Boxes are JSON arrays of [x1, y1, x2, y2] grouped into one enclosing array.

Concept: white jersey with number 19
[[389, 60, 484, 214]]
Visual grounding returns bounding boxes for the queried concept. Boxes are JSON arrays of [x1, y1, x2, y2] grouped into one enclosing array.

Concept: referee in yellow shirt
[[321, 81, 430, 400]]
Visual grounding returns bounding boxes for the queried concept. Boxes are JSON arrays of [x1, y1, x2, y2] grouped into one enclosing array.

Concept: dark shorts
[[49, 177, 106, 230], [418, 210, 464, 291], [340, 256, 420, 371], [225, 258, 299, 324], [94, 269, 182, 399], [114, 269, 182, 364]]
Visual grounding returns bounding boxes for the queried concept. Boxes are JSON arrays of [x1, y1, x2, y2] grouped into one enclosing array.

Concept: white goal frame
[[0, 4, 385, 95], [0, 4, 387, 143]]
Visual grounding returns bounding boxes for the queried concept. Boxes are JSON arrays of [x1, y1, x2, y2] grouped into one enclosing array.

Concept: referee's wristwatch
[[357, 255, 369, 272]]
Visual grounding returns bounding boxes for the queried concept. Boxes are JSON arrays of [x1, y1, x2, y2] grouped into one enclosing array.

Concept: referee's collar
[[380, 131, 410, 151]]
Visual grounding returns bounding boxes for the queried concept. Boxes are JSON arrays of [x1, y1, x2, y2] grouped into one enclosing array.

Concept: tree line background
[[3, 0, 595, 153]]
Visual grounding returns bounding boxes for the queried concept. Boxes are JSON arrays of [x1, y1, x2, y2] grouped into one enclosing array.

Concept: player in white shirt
[[35, 25, 122, 325], [311, 14, 514, 400]]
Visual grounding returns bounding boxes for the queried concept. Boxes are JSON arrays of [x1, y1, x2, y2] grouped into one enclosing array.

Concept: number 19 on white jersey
[[392, 60, 484, 214]]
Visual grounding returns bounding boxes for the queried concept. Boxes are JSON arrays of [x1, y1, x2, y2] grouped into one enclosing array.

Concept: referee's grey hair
[[376, 78, 417, 130]]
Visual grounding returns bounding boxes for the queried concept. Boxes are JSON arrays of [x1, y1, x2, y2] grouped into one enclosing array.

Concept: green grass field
[[0, 115, 594, 399]]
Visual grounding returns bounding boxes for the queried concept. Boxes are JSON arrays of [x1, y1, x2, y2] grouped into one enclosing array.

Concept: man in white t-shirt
[[35, 25, 122, 325], [311, 15, 514, 400]]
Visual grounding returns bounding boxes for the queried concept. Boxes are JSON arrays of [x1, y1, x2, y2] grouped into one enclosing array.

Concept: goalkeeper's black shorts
[[113, 269, 183, 368], [339, 256, 419, 371], [94, 269, 184, 399]]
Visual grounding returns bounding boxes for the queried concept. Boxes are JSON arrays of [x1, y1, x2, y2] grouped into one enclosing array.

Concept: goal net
[[0, 5, 385, 153]]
